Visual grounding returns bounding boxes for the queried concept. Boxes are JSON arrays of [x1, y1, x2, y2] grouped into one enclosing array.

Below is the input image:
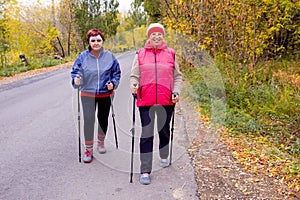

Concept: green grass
[[182, 58, 300, 159], [0, 56, 67, 78]]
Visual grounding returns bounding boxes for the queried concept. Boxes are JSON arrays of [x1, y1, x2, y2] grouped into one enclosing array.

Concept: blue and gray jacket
[[71, 49, 121, 94]]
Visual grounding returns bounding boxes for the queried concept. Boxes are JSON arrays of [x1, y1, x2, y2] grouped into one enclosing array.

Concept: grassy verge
[[0, 56, 69, 78], [182, 58, 300, 197]]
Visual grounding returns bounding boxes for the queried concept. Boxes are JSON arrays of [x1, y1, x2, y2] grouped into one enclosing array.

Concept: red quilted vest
[[137, 41, 175, 107]]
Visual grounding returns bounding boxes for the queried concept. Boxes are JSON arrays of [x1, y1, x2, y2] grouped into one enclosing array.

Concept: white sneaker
[[160, 159, 169, 168], [97, 141, 106, 154], [139, 173, 151, 185], [83, 148, 93, 163]]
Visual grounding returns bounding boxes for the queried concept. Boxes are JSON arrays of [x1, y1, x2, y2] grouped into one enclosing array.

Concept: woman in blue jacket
[[71, 29, 121, 163]]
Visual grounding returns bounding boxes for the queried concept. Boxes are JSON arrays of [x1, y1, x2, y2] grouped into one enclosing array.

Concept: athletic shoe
[[83, 148, 93, 163], [139, 173, 151, 185], [97, 140, 106, 154], [160, 159, 169, 168]]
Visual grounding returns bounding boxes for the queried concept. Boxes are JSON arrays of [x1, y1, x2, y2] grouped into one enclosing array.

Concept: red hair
[[86, 29, 105, 43]]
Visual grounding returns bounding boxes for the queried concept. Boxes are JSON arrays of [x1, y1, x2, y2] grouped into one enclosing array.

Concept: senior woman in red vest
[[130, 23, 182, 185]]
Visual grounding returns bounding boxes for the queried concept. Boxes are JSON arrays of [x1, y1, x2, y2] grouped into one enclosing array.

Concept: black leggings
[[81, 96, 111, 145], [139, 105, 174, 174]]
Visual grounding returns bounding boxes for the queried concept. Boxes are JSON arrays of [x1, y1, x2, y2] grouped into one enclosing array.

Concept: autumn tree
[[124, 0, 147, 48], [161, 0, 300, 63], [143, 0, 161, 23], [0, 0, 10, 68], [102, 0, 120, 37], [57, 0, 80, 56], [1, 0, 60, 65], [73, 0, 120, 50]]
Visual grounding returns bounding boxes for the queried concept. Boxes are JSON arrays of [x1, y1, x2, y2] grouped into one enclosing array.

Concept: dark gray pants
[[81, 96, 111, 145]]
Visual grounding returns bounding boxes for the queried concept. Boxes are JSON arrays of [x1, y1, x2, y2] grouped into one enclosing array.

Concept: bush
[[182, 58, 300, 158], [0, 56, 66, 78]]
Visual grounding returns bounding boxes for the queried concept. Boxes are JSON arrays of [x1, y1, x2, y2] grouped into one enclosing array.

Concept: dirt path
[[180, 99, 298, 199]]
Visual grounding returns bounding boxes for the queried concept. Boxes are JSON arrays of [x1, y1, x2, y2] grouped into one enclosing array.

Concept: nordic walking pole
[[130, 84, 137, 183], [169, 93, 177, 166], [108, 81, 118, 149], [77, 76, 82, 163]]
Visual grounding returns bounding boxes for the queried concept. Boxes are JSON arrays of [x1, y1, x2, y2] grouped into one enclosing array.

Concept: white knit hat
[[146, 23, 165, 38]]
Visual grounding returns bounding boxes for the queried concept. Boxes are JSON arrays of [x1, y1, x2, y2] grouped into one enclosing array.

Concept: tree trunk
[[57, 36, 65, 58]]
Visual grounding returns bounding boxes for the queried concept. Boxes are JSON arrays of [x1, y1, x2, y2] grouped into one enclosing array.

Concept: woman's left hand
[[106, 82, 114, 90], [172, 92, 179, 103]]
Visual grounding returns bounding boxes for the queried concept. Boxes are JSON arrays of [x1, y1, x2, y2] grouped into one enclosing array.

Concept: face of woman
[[89, 35, 103, 51], [149, 32, 164, 47]]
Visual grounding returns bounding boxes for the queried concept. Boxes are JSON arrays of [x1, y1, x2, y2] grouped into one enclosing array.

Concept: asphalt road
[[0, 51, 198, 200]]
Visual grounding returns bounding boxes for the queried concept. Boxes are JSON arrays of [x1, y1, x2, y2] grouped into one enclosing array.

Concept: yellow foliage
[[4, 1, 59, 63]]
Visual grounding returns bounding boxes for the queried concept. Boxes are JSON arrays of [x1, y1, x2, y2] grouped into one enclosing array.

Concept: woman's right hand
[[74, 77, 81, 86], [131, 84, 138, 94]]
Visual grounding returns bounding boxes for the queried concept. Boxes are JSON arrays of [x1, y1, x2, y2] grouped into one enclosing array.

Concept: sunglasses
[[90, 39, 102, 43]]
